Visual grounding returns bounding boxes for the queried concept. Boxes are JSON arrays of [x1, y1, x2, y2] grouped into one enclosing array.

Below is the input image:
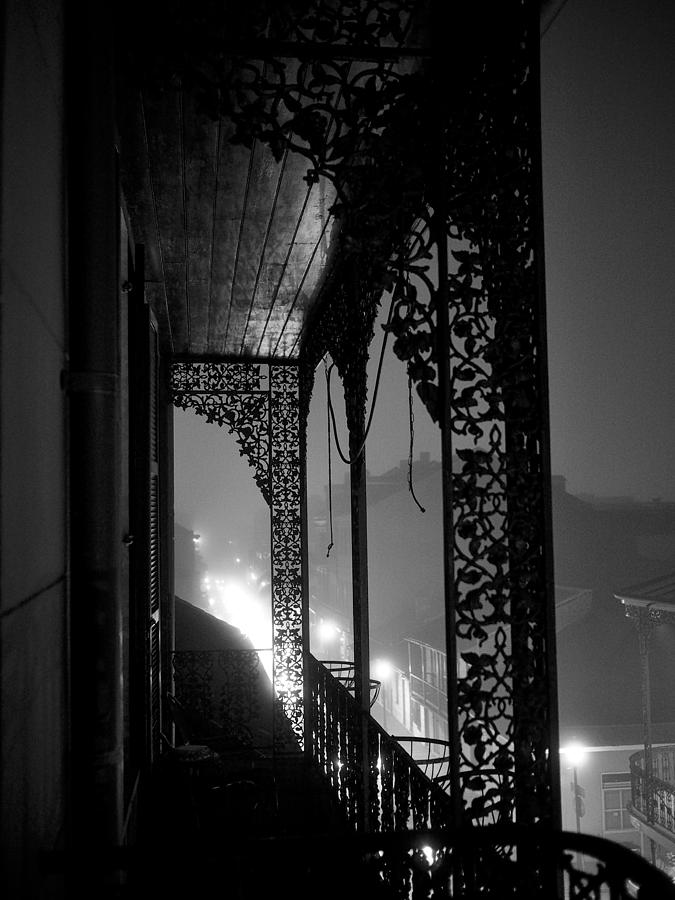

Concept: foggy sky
[[542, 0, 675, 502]]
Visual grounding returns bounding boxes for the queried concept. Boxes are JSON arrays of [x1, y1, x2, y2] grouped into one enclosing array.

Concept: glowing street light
[[372, 658, 394, 681], [318, 620, 339, 643], [562, 742, 587, 768]]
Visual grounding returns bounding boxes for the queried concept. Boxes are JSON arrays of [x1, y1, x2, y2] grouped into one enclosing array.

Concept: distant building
[[558, 722, 675, 870], [548, 478, 675, 730], [374, 585, 593, 742]]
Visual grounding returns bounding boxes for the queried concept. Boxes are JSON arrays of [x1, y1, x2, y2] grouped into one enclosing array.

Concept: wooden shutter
[[128, 245, 162, 768], [147, 322, 162, 759]]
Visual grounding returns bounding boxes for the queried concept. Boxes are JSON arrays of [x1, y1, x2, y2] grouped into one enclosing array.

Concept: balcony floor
[[127, 752, 358, 898]]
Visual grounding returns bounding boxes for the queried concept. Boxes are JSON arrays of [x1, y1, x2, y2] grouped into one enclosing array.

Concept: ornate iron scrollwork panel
[[172, 362, 271, 504], [382, 1, 557, 827], [270, 365, 304, 745], [171, 362, 304, 749]]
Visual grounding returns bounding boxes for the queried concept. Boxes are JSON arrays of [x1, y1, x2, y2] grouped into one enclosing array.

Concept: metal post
[[637, 609, 656, 864], [432, 0, 463, 830], [526, 0, 563, 830], [350, 421, 371, 830], [300, 375, 312, 759], [573, 767, 581, 835]]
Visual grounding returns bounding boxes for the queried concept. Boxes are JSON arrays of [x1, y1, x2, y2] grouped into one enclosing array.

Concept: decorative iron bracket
[[171, 361, 304, 746], [172, 362, 271, 504]]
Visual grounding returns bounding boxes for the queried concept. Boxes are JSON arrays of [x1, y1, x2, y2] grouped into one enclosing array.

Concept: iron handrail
[[390, 736, 452, 787], [320, 659, 382, 707], [232, 826, 675, 899]]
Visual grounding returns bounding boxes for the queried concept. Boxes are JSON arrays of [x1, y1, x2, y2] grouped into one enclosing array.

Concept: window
[[602, 773, 633, 832], [412, 698, 422, 730]]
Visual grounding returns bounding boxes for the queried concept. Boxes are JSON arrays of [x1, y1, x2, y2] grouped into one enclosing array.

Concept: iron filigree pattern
[[270, 365, 304, 746], [171, 362, 271, 504], [172, 649, 271, 748], [447, 9, 553, 825], [383, 2, 558, 827], [256, 829, 675, 899], [140, 1, 421, 198], [334, 830, 675, 900]]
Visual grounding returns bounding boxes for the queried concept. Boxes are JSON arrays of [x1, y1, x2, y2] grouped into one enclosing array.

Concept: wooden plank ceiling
[[120, 86, 338, 360]]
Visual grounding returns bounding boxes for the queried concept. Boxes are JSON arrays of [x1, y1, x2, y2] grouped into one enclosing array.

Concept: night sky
[[542, 0, 675, 503], [175, 0, 675, 568]]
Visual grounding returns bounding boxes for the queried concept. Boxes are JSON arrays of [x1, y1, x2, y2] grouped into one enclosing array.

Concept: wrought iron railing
[[234, 828, 675, 899], [630, 746, 675, 837], [320, 660, 382, 707], [171, 649, 277, 751], [308, 655, 453, 831], [391, 737, 452, 789]]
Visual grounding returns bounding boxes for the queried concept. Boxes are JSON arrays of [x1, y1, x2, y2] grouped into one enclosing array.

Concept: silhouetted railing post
[[426, 1, 561, 846], [431, 0, 463, 833], [349, 396, 372, 831], [301, 383, 312, 759]]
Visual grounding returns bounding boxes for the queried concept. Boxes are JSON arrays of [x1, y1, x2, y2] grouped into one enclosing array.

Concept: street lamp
[[318, 620, 340, 644], [372, 658, 394, 681], [562, 742, 587, 835]]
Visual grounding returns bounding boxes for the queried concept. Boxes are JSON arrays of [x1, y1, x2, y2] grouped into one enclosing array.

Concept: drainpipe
[[65, 3, 123, 891]]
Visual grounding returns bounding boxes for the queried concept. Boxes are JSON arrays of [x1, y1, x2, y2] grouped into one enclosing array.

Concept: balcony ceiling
[[119, 87, 339, 360], [117, 1, 550, 361], [116, 0, 438, 361]]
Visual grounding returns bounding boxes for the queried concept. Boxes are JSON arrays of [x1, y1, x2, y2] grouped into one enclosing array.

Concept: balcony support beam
[[432, 0, 463, 830], [349, 416, 372, 830]]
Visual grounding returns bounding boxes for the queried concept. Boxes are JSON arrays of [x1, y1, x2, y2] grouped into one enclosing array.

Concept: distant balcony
[[630, 746, 675, 845]]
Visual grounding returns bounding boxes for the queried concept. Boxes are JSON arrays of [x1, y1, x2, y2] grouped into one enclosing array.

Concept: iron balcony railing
[[167, 652, 675, 895], [320, 659, 382, 707], [391, 736, 452, 789], [308, 655, 453, 831], [171, 648, 300, 753], [630, 746, 675, 838], [233, 828, 675, 899]]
